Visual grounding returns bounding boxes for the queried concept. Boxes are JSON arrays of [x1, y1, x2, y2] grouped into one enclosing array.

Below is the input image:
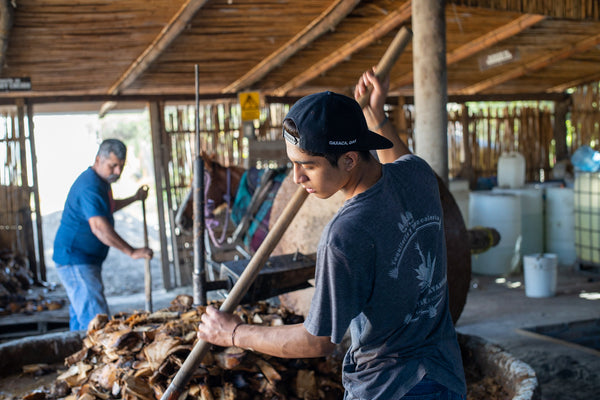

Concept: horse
[[174, 154, 245, 238], [174, 155, 287, 251]]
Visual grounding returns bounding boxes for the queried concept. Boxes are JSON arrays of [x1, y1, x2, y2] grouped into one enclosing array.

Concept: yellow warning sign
[[239, 91, 261, 121]]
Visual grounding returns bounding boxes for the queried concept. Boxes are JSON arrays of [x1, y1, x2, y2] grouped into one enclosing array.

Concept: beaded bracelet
[[231, 322, 244, 347], [372, 116, 389, 131]]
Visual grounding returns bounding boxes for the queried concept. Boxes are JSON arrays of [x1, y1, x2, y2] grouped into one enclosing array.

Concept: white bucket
[[469, 192, 521, 275], [523, 253, 558, 298]]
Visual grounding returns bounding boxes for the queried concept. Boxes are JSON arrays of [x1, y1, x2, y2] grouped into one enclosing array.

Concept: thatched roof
[[0, 0, 599, 106]]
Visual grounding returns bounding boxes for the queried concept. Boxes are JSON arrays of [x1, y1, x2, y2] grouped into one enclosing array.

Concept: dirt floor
[[456, 270, 600, 400], [35, 209, 600, 400]]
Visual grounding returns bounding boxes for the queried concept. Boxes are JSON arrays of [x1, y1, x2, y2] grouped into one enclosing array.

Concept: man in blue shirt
[[53, 139, 153, 331]]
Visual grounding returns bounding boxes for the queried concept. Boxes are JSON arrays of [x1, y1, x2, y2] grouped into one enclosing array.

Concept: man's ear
[[342, 152, 359, 171]]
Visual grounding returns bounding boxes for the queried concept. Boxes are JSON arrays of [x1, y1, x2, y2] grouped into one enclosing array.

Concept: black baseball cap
[[283, 91, 393, 154]]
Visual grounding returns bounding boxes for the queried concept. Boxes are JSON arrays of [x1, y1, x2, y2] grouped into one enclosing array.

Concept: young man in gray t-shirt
[[198, 70, 466, 399]]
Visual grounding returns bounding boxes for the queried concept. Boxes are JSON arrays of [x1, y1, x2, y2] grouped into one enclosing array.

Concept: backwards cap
[[283, 91, 392, 153]]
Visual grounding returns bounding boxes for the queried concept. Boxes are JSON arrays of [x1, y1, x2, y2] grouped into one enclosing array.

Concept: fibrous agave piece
[[146, 310, 181, 322], [122, 374, 155, 400], [180, 309, 200, 320], [80, 382, 111, 400], [22, 363, 52, 376], [87, 314, 109, 333], [255, 359, 282, 385], [143, 336, 184, 370], [212, 382, 236, 400], [295, 369, 318, 400], [169, 294, 194, 311], [88, 363, 119, 391], [65, 346, 90, 366], [213, 346, 247, 370], [49, 379, 70, 398], [22, 391, 46, 400], [57, 362, 93, 387], [111, 380, 121, 397]]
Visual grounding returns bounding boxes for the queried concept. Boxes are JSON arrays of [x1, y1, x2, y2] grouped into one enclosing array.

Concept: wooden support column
[[26, 101, 46, 281], [412, 0, 448, 184], [149, 101, 173, 290], [16, 99, 37, 275], [554, 97, 570, 161]]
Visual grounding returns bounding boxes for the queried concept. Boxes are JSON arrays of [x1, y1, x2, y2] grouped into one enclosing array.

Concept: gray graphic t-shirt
[[304, 155, 466, 399]]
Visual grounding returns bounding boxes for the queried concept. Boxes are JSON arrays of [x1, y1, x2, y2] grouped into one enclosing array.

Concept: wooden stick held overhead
[[356, 26, 412, 108], [160, 25, 412, 400]]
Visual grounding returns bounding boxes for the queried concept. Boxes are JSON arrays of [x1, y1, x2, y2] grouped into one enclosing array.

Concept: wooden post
[[554, 97, 570, 161], [16, 99, 37, 275], [149, 101, 173, 290], [412, 0, 448, 185], [26, 100, 46, 282]]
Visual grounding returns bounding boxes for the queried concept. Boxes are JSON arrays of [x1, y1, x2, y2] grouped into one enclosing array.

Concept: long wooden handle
[[356, 26, 412, 108], [141, 186, 152, 313], [161, 187, 308, 400]]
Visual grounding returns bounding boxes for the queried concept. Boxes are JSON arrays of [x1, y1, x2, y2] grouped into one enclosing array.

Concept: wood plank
[[458, 31, 600, 95], [149, 101, 173, 290], [271, 1, 412, 96], [391, 13, 545, 90], [222, 0, 360, 94], [108, 0, 209, 95]]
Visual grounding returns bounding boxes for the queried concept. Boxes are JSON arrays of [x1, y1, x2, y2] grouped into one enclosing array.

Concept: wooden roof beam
[[271, 0, 412, 97], [457, 31, 600, 95], [0, 0, 14, 75], [99, 0, 209, 116], [390, 13, 545, 90], [222, 0, 361, 94], [547, 71, 600, 93]]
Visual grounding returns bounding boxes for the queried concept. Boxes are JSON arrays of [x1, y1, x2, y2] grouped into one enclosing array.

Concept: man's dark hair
[[283, 118, 370, 166], [97, 139, 127, 161]]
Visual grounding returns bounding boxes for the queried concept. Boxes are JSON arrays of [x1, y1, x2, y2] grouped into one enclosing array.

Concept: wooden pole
[[26, 100, 46, 282], [193, 64, 207, 306], [355, 26, 412, 107], [149, 101, 173, 290], [412, 0, 448, 184], [141, 187, 152, 312]]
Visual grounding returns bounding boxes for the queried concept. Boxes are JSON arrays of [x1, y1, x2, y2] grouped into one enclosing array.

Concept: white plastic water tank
[[469, 191, 522, 275], [497, 152, 526, 188], [545, 187, 576, 266], [574, 172, 600, 265], [493, 187, 544, 258], [449, 179, 470, 225]]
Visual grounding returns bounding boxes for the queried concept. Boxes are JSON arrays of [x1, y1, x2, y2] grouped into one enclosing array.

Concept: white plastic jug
[[497, 152, 526, 188]]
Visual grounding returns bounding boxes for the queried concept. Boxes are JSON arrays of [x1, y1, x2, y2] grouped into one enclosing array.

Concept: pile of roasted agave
[[0, 250, 64, 315], [25, 295, 345, 400]]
